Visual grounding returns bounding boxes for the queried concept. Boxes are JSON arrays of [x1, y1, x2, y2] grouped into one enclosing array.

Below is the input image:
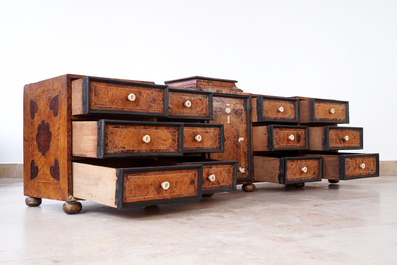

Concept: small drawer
[[254, 156, 322, 184], [253, 125, 308, 151], [252, 96, 298, 123], [183, 123, 224, 153], [299, 98, 349, 124], [72, 76, 168, 116], [73, 161, 202, 209], [72, 120, 183, 158], [309, 126, 363, 151], [316, 153, 379, 180], [168, 89, 212, 119]]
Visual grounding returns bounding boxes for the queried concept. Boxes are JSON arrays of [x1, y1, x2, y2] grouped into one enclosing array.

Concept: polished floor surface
[[1, 176, 397, 265]]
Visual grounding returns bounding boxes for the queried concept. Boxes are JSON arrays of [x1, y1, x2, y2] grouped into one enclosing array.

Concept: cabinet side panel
[[23, 75, 70, 201]]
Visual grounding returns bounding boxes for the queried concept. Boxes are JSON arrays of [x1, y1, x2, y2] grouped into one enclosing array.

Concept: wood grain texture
[[165, 76, 243, 94], [168, 91, 210, 118], [299, 99, 312, 123], [72, 121, 98, 157], [328, 128, 362, 149], [344, 156, 378, 179], [202, 164, 234, 191], [123, 169, 198, 203], [252, 126, 268, 151], [285, 159, 320, 182], [319, 154, 340, 180], [253, 156, 280, 183], [262, 99, 296, 121], [272, 127, 306, 150], [314, 101, 347, 122], [308, 127, 326, 150], [71, 78, 83, 115], [183, 126, 221, 151]]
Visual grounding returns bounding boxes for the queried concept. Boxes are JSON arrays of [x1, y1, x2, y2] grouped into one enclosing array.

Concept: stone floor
[[1, 176, 396, 265]]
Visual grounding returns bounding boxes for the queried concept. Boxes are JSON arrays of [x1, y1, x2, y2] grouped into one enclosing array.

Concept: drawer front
[[283, 158, 322, 183], [328, 127, 363, 150], [168, 90, 212, 119], [123, 168, 200, 204], [258, 97, 298, 123], [183, 125, 223, 153], [72, 76, 168, 116], [202, 163, 236, 192], [271, 126, 308, 150], [314, 100, 348, 123], [342, 154, 379, 180]]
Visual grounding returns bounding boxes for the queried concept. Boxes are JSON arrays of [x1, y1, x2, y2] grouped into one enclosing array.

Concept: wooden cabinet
[[253, 125, 308, 151]]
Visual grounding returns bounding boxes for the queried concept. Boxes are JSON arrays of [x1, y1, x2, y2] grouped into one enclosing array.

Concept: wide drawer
[[168, 89, 213, 119], [317, 153, 379, 181], [252, 96, 298, 123], [254, 156, 322, 184], [183, 123, 224, 153], [299, 98, 349, 124], [72, 76, 168, 116], [308, 126, 363, 151], [72, 120, 183, 158], [253, 125, 308, 151], [73, 161, 202, 209]]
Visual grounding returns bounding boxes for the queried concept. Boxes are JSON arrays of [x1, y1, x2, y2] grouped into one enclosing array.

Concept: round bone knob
[[127, 93, 136, 102], [360, 163, 366, 169], [278, 106, 284, 113], [161, 181, 170, 190], [194, 135, 202, 142], [301, 167, 308, 173], [184, 100, 192, 108], [142, 135, 151, 143], [225, 108, 231, 113], [288, 135, 295, 141], [208, 174, 216, 182], [329, 108, 336, 114], [343, 135, 349, 141]]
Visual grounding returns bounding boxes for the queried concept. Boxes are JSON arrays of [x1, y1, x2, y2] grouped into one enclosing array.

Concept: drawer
[[308, 126, 363, 151], [254, 156, 322, 184], [253, 125, 308, 151], [168, 89, 213, 119], [72, 76, 168, 116], [252, 96, 298, 123], [299, 98, 349, 124], [315, 153, 379, 180], [72, 120, 183, 158], [183, 123, 224, 153], [72, 161, 202, 209]]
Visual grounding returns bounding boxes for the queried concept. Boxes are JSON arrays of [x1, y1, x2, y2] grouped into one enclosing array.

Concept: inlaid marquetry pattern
[[263, 100, 295, 120], [315, 102, 346, 122], [345, 156, 377, 178], [286, 159, 320, 182]]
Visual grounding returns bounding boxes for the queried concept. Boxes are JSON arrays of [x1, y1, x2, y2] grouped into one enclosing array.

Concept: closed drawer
[[72, 76, 168, 116], [299, 98, 349, 124], [254, 156, 322, 184], [252, 96, 298, 123], [183, 123, 224, 153], [72, 120, 183, 158], [309, 126, 363, 151], [315, 153, 379, 180], [73, 161, 202, 209], [168, 89, 212, 119], [253, 125, 308, 151]]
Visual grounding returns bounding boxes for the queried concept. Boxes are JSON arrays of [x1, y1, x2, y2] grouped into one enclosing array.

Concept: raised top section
[[165, 76, 244, 94]]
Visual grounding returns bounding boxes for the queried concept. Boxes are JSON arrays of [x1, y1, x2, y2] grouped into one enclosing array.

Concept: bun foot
[[292, 182, 305, 188], [328, 179, 340, 184], [63, 201, 82, 214], [202, 193, 214, 197], [242, 183, 256, 192], [25, 196, 42, 207]]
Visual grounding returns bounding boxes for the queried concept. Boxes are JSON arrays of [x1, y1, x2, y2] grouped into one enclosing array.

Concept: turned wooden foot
[[63, 201, 82, 214], [242, 183, 256, 192], [328, 179, 340, 184], [25, 196, 42, 207], [202, 193, 214, 197], [292, 182, 305, 188]]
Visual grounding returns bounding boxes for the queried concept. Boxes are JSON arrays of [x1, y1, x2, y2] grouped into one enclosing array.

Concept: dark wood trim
[[182, 123, 224, 153], [339, 153, 379, 180], [267, 125, 309, 151], [325, 126, 364, 151], [279, 156, 323, 184], [311, 98, 350, 124], [165, 76, 238, 84], [255, 95, 299, 123]]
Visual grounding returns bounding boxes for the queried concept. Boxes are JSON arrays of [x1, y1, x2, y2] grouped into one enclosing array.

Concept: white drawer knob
[[225, 108, 231, 113], [343, 135, 349, 141], [161, 181, 170, 190], [239, 167, 245, 173], [142, 135, 151, 143], [301, 167, 308, 173], [194, 135, 202, 142], [329, 108, 336, 114], [360, 163, 366, 169], [184, 100, 192, 108], [127, 93, 136, 102], [288, 135, 295, 141], [278, 106, 284, 112], [208, 174, 216, 182]]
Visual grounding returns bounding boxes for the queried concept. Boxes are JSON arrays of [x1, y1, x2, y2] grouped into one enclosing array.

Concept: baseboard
[[1, 161, 397, 178]]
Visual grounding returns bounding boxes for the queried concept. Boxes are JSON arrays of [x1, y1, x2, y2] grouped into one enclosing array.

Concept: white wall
[[1, 0, 396, 162]]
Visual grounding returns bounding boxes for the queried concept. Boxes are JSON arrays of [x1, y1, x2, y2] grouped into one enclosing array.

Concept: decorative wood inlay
[[273, 128, 306, 149], [329, 129, 361, 148], [315, 102, 347, 122], [49, 95, 59, 117], [286, 159, 320, 181], [168, 92, 209, 117], [183, 128, 220, 150], [36, 120, 52, 156], [50, 159, 60, 181], [30, 100, 39, 120], [202, 165, 233, 190], [30, 160, 39, 180], [263, 100, 295, 120], [345, 156, 377, 178]]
